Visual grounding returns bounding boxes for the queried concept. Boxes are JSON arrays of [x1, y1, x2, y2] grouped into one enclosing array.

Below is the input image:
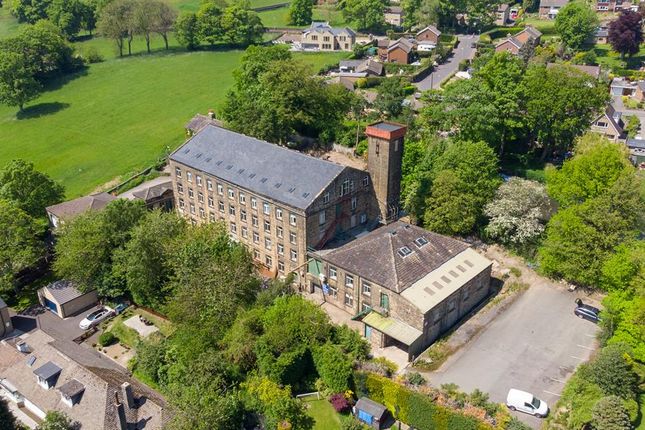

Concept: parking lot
[[429, 280, 600, 428], [11, 304, 103, 341]]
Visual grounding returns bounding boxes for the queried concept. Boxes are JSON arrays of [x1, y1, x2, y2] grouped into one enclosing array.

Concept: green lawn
[[0, 4, 23, 39], [302, 396, 343, 430], [259, 5, 350, 28], [520, 16, 557, 38], [594, 43, 645, 74]]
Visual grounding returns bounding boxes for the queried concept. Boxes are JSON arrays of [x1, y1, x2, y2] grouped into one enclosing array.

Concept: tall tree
[[197, 1, 223, 46], [591, 396, 633, 430], [36, 411, 78, 430], [220, 5, 264, 46], [0, 199, 42, 295], [0, 159, 65, 219], [97, 0, 133, 56], [342, 0, 385, 31], [609, 10, 644, 59], [288, 0, 312, 26], [374, 77, 407, 119], [132, 0, 156, 53], [0, 397, 19, 430], [47, 0, 87, 39], [174, 12, 200, 49], [152, 1, 177, 50], [11, 0, 51, 23], [0, 50, 41, 112], [554, 1, 598, 51]]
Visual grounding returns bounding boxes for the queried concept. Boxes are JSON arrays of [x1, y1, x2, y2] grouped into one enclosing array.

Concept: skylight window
[[397, 246, 412, 258], [414, 237, 429, 247]]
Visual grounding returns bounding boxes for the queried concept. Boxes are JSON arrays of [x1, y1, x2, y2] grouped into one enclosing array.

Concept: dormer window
[[397, 246, 412, 258], [414, 237, 428, 248], [34, 361, 62, 390], [59, 379, 85, 407]]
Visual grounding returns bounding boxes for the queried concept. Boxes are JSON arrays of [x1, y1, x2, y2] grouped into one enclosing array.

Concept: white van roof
[[507, 388, 534, 404]]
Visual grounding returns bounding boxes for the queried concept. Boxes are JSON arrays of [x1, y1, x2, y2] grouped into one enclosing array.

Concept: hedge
[[356, 372, 492, 430], [482, 26, 524, 41]]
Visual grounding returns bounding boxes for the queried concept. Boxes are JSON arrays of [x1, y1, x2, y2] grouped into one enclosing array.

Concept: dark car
[[574, 303, 601, 323]]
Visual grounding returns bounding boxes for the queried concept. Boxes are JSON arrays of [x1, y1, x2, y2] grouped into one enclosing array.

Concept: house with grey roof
[[46, 192, 117, 229], [307, 221, 493, 360], [0, 329, 168, 429], [37, 280, 98, 319], [119, 176, 174, 211], [590, 104, 625, 142], [169, 122, 406, 281], [355, 397, 389, 429], [384, 6, 404, 27], [301, 22, 357, 51], [539, 0, 569, 18], [626, 138, 645, 166]]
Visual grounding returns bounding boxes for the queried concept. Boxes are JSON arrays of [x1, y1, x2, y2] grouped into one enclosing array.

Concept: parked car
[[574, 303, 601, 323], [506, 389, 549, 418], [113, 303, 129, 315], [79, 307, 114, 330]]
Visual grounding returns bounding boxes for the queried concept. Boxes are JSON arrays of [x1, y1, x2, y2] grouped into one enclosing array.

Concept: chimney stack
[[114, 391, 128, 430], [207, 109, 215, 119], [121, 382, 135, 409]]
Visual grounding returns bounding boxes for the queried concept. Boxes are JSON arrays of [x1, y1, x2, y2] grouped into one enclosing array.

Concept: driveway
[[612, 95, 645, 138], [11, 304, 104, 341], [415, 34, 478, 91], [429, 280, 600, 428]]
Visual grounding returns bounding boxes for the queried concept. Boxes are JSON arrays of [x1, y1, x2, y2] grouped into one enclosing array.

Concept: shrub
[[98, 331, 117, 347], [313, 343, 353, 393], [329, 393, 352, 413], [591, 396, 632, 430], [341, 418, 369, 430], [458, 59, 470, 71], [84, 47, 104, 64], [587, 343, 639, 399], [406, 371, 426, 386], [509, 267, 522, 277], [355, 140, 368, 156]]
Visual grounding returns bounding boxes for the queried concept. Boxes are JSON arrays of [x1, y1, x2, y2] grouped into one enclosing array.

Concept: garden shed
[[355, 397, 388, 429], [38, 281, 98, 319]]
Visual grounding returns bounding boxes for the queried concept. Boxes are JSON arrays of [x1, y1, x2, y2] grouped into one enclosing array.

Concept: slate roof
[[539, 0, 568, 7], [0, 297, 6, 308], [320, 221, 470, 293], [170, 125, 347, 211], [42, 280, 87, 305], [627, 138, 645, 149], [389, 37, 413, 53], [355, 397, 387, 418], [416, 25, 441, 37], [185, 114, 222, 133], [58, 378, 85, 398], [304, 21, 356, 37], [119, 176, 173, 202], [34, 361, 62, 380], [46, 193, 117, 220], [356, 59, 384, 76]]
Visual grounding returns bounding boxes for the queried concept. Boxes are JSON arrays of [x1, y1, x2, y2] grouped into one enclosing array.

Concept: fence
[[252, 2, 289, 12], [332, 143, 355, 156]]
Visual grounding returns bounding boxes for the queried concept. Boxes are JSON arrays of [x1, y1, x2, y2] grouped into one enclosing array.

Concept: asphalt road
[[415, 34, 478, 91], [429, 281, 600, 429]]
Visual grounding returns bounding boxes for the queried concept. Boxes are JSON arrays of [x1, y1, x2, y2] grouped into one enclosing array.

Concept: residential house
[[355, 397, 389, 429], [384, 6, 404, 27], [307, 221, 493, 360], [415, 25, 441, 45], [597, 0, 641, 12], [610, 77, 637, 96], [185, 112, 221, 136], [339, 59, 384, 76], [301, 22, 356, 51], [546, 62, 602, 79], [494, 26, 542, 55], [0, 297, 12, 339], [590, 105, 625, 141], [633, 81, 645, 102], [169, 122, 406, 283], [625, 138, 645, 166], [45, 193, 117, 230], [496, 3, 511, 26], [0, 329, 168, 429], [539, 0, 569, 18], [378, 38, 414, 64], [119, 176, 174, 211], [38, 280, 98, 319]]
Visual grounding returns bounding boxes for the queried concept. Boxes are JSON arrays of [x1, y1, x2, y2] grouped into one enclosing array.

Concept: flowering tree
[[484, 178, 552, 249]]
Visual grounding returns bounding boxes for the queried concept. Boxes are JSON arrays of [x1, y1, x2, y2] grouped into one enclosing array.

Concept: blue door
[[44, 298, 58, 313], [364, 325, 372, 339], [358, 410, 373, 424]]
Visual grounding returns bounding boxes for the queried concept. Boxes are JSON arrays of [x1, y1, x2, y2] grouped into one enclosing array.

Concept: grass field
[[594, 43, 645, 74], [259, 4, 350, 28], [0, 4, 23, 38], [520, 16, 557, 38], [301, 396, 343, 430]]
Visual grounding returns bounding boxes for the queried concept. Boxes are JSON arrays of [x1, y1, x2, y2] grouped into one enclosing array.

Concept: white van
[[506, 389, 549, 418]]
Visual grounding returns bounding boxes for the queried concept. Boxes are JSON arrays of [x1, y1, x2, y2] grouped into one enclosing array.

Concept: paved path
[[415, 34, 478, 91]]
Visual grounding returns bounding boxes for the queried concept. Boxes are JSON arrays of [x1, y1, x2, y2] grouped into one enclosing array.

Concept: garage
[[38, 280, 98, 319]]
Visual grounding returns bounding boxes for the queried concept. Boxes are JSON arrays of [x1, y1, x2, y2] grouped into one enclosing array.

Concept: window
[[175, 167, 182, 178], [362, 282, 371, 296], [241, 226, 248, 238], [207, 179, 213, 190], [448, 300, 456, 313], [264, 220, 271, 232], [360, 213, 367, 224], [253, 231, 259, 244], [190, 203, 195, 214], [329, 285, 338, 298], [209, 212, 216, 222], [218, 201, 225, 213], [208, 196, 214, 208], [253, 249, 260, 260], [277, 243, 284, 255], [323, 36, 330, 41], [362, 303, 371, 312], [277, 226, 283, 238], [596, 121, 608, 128], [276, 208, 283, 220], [289, 213, 297, 226], [278, 261, 285, 273], [329, 266, 337, 280], [345, 274, 354, 288], [198, 192, 204, 203], [199, 207, 205, 218], [344, 293, 354, 307], [312, 35, 318, 41], [240, 209, 247, 222], [289, 231, 297, 244], [239, 192, 246, 204], [179, 198, 185, 209], [340, 180, 350, 196], [229, 205, 236, 216], [217, 184, 223, 195], [230, 222, 237, 234], [251, 197, 257, 209], [363, 176, 369, 187], [252, 215, 259, 227], [323, 192, 330, 203], [196, 175, 202, 186], [188, 188, 194, 198], [263, 202, 270, 215], [463, 288, 470, 302], [351, 197, 357, 210], [433, 311, 441, 324], [187, 172, 193, 183], [414, 237, 429, 248], [228, 188, 235, 199], [394, 139, 400, 152], [319, 211, 326, 225], [290, 249, 298, 262], [397, 246, 413, 258], [177, 183, 184, 194], [380, 293, 389, 310], [265, 238, 272, 250], [265, 255, 272, 267]]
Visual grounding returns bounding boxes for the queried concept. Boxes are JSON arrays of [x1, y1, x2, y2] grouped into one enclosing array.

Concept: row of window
[[253, 249, 287, 273]]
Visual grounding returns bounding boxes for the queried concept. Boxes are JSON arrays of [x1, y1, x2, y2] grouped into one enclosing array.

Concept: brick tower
[[366, 121, 407, 225]]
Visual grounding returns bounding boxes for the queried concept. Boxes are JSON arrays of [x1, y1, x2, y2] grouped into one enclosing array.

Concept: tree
[[374, 77, 407, 119], [97, 0, 133, 56], [197, 1, 223, 46], [36, 411, 78, 430], [132, 0, 156, 53], [47, 0, 87, 39], [175, 12, 200, 49], [0, 391, 19, 430], [484, 178, 551, 249], [243, 376, 314, 430], [588, 343, 639, 399], [0, 50, 41, 112], [0, 159, 65, 219], [313, 342, 353, 393], [545, 134, 634, 208], [11, 0, 51, 23], [288, 0, 312, 26], [591, 396, 632, 430], [424, 170, 479, 235], [152, 1, 177, 50], [609, 10, 643, 59], [342, 0, 385, 31], [554, 1, 598, 51], [220, 5, 264, 46], [0, 199, 42, 295]]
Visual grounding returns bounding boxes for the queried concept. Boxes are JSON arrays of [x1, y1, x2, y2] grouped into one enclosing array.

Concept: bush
[[341, 418, 369, 430], [313, 343, 353, 393], [406, 371, 426, 386], [403, 85, 416, 95], [84, 47, 104, 64], [355, 76, 381, 89], [588, 343, 639, 399], [98, 331, 117, 347], [329, 393, 352, 413], [355, 139, 368, 156]]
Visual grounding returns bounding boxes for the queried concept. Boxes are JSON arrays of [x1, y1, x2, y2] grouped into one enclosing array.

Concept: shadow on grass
[[17, 102, 70, 120]]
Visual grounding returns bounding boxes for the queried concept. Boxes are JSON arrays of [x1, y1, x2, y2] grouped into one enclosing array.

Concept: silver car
[[79, 307, 114, 330]]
